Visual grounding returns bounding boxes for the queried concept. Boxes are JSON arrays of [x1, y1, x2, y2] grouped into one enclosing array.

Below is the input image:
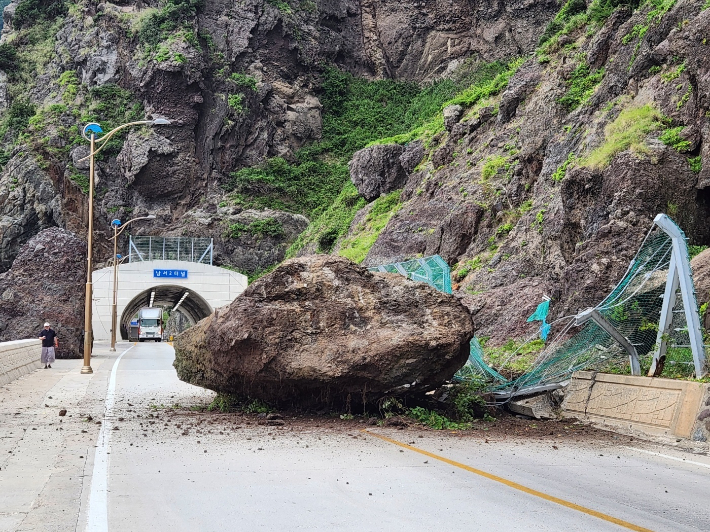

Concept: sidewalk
[[0, 342, 122, 532]]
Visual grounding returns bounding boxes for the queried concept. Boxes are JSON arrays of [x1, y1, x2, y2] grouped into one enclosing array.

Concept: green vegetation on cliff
[[12, 0, 67, 30], [277, 59, 526, 262], [137, 0, 203, 46], [228, 66, 474, 263], [581, 104, 666, 169], [338, 190, 402, 263]]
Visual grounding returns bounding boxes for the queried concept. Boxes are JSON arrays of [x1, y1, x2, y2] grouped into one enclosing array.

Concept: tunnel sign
[[154, 269, 188, 279]]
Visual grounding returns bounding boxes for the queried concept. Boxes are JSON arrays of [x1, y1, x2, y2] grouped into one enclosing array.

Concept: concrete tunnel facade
[[91, 260, 248, 341]]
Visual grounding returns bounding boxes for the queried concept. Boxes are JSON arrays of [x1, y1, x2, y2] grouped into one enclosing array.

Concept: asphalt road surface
[[1, 341, 709, 532]]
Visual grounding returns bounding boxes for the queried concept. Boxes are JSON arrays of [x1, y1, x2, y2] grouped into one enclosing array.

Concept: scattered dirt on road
[[140, 406, 624, 445]]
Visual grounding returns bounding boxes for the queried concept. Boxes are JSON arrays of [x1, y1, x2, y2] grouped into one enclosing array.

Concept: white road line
[[85, 345, 133, 532], [624, 446, 710, 469]]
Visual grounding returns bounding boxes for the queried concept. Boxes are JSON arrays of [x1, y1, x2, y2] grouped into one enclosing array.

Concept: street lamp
[[109, 215, 156, 352], [79, 118, 172, 374]]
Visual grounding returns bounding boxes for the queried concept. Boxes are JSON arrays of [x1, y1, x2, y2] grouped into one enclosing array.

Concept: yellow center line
[[363, 430, 654, 532]]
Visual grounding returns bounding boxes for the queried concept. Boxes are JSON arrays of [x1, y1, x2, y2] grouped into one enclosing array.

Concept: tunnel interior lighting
[[173, 291, 190, 312]]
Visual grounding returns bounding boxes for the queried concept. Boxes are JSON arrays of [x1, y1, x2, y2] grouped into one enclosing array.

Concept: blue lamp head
[[111, 219, 122, 227], [82, 123, 104, 140]]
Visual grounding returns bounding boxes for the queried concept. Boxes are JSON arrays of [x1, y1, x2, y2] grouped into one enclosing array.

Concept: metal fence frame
[[128, 236, 213, 265]]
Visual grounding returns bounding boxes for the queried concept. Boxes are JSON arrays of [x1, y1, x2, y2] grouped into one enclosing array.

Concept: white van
[[138, 307, 163, 342]]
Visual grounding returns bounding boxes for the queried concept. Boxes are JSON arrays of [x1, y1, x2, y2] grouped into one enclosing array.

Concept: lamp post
[[80, 118, 172, 374], [110, 215, 156, 351]]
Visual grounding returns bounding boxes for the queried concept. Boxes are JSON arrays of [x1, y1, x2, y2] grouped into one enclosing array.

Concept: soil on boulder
[[0, 228, 86, 358], [174, 255, 474, 406]]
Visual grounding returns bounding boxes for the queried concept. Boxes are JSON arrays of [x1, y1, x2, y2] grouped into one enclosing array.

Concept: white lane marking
[[624, 446, 710, 469], [85, 345, 133, 532]]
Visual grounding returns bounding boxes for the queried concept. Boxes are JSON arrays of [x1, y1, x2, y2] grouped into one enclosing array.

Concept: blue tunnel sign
[[154, 269, 188, 279]]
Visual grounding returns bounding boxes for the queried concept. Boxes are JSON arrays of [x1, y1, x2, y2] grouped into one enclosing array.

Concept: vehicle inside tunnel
[[119, 285, 212, 340]]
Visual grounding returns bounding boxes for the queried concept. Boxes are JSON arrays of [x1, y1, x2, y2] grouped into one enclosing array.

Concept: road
[[1, 341, 710, 531]]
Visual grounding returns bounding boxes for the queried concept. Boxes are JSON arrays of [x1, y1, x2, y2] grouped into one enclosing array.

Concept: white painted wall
[[0, 339, 42, 386], [91, 260, 248, 341]]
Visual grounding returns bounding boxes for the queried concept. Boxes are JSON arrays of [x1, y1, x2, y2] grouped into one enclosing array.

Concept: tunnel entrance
[[91, 259, 247, 342], [119, 284, 212, 340]]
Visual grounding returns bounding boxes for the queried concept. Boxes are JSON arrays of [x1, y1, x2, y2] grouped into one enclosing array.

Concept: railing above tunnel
[[129, 236, 213, 265]]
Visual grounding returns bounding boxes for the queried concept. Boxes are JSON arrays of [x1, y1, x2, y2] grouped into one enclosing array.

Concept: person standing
[[38, 322, 58, 369]]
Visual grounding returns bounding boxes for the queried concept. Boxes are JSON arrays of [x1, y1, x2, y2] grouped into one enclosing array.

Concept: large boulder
[[174, 255, 474, 406], [349, 144, 408, 202], [0, 228, 86, 358]]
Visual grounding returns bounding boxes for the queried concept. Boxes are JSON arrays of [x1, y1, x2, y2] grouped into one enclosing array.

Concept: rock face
[[350, 144, 408, 201], [359, 3, 710, 345], [174, 255, 474, 405], [0, 228, 86, 358], [0, 152, 64, 271], [691, 248, 710, 331], [0, 0, 560, 275]]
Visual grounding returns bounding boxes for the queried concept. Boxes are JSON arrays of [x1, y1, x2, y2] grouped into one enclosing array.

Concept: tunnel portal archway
[[119, 285, 213, 340], [91, 259, 248, 342]]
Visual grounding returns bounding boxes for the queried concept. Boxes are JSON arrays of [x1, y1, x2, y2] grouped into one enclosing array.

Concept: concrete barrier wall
[[0, 339, 42, 386], [562, 371, 708, 439]]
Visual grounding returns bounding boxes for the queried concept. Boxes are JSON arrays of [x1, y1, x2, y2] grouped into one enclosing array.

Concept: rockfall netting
[[369, 255, 452, 294], [457, 217, 707, 396], [374, 217, 707, 398]]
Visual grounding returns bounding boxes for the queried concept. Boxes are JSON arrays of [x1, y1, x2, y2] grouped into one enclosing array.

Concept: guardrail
[[0, 339, 42, 386]]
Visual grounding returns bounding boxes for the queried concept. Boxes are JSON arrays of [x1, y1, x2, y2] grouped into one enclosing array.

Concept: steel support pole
[[648, 258, 678, 376], [576, 308, 641, 375], [110, 225, 118, 352], [81, 134, 95, 374], [654, 214, 706, 377]]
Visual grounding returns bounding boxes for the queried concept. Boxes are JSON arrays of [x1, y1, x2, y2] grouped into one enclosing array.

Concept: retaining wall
[[562, 371, 709, 440], [0, 339, 42, 386]]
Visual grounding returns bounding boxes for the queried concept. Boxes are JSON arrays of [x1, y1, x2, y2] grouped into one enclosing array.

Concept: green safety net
[[369, 255, 452, 294], [456, 217, 707, 395], [373, 220, 705, 396]]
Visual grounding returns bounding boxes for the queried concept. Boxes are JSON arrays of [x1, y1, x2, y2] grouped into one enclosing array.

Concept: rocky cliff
[[0, 0, 708, 350], [0, 0, 557, 274], [0, 227, 86, 357]]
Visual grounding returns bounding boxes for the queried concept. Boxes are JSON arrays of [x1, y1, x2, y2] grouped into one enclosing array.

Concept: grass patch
[[659, 126, 690, 152], [539, 0, 588, 47], [661, 62, 685, 82], [372, 58, 523, 147], [688, 155, 702, 174], [225, 156, 349, 217], [580, 104, 666, 169], [689, 245, 708, 259], [407, 407, 472, 430], [226, 217, 284, 239], [558, 63, 604, 110], [552, 152, 577, 181], [454, 256, 483, 281], [230, 73, 258, 91], [137, 0, 203, 46], [339, 190, 402, 263], [481, 154, 509, 180], [208, 393, 274, 413], [12, 0, 68, 30], [482, 338, 546, 379], [285, 181, 367, 257], [227, 93, 244, 114]]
